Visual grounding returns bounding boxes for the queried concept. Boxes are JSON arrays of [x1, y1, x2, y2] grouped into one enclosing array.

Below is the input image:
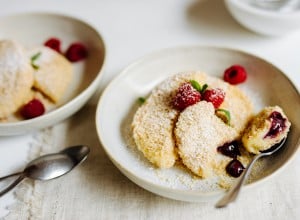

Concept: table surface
[[0, 0, 299, 219]]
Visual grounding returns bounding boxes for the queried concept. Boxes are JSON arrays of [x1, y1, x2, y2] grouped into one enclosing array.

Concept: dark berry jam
[[217, 141, 241, 158], [265, 111, 286, 138], [226, 159, 245, 178]]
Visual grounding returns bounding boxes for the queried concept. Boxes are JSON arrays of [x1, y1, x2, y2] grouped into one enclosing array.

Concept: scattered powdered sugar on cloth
[[3, 103, 156, 220], [4, 128, 55, 220], [0, 89, 297, 220], [4, 122, 71, 220]]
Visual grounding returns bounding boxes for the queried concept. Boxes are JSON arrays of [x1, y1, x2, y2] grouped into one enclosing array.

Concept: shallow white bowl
[[96, 46, 300, 202], [225, 0, 300, 36], [0, 12, 106, 135]]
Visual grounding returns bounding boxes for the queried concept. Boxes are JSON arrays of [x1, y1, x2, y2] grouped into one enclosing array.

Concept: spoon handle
[[0, 174, 25, 197], [215, 153, 263, 208], [0, 172, 23, 182]]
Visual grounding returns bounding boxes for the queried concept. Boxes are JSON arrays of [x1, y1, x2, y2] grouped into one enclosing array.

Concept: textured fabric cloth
[[3, 103, 300, 220]]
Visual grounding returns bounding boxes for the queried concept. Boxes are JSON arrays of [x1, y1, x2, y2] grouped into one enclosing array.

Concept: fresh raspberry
[[44, 38, 61, 53], [223, 65, 247, 85], [20, 99, 45, 119], [202, 88, 225, 108], [65, 43, 88, 62], [173, 82, 201, 111]]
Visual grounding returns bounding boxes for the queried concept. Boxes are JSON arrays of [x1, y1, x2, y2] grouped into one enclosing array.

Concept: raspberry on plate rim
[[44, 37, 88, 62], [224, 65, 247, 85], [44, 37, 62, 53], [65, 42, 88, 62]]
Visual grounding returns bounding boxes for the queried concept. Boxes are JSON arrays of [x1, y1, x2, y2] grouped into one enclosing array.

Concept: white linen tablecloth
[[2, 101, 300, 220], [0, 0, 299, 219]]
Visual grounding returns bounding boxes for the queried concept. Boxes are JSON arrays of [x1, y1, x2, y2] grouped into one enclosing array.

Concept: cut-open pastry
[[242, 106, 291, 154]]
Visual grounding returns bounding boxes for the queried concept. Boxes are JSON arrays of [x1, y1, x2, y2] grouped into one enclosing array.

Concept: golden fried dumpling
[[0, 40, 34, 118]]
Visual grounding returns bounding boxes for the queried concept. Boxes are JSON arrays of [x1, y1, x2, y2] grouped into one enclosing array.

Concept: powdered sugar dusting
[[175, 101, 240, 178], [0, 40, 34, 118], [126, 71, 278, 193], [0, 40, 31, 94], [173, 82, 201, 110]]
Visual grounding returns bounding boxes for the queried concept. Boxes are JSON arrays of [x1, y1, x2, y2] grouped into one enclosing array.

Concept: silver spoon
[[0, 145, 90, 197], [215, 137, 286, 208]]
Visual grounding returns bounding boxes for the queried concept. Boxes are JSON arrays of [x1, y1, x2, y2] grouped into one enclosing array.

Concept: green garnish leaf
[[190, 80, 202, 92], [30, 52, 41, 70], [31, 52, 41, 62], [201, 84, 208, 93], [190, 80, 208, 94], [138, 97, 146, 104], [31, 63, 39, 70], [216, 108, 231, 126]]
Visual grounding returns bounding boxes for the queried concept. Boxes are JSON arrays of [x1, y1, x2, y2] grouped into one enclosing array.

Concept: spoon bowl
[[0, 145, 90, 197], [60, 145, 90, 165], [215, 137, 287, 208], [24, 154, 78, 181]]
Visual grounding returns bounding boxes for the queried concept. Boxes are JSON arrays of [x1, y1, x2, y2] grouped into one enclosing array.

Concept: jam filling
[[264, 111, 286, 138]]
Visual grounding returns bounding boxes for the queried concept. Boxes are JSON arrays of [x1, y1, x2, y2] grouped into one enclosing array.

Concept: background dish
[[0, 12, 106, 135], [96, 46, 300, 202], [225, 0, 300, 36]]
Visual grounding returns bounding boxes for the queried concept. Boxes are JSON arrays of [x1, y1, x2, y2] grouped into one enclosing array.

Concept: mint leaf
[[138, 97, 146, 104], [31, 52, 41, 62], [31, 63, 39, 70], [190, 80, 202, 92], [31, 52, 41, 70], [216, 108, 231, 126], [190, 80, 208, 94], [201, 84, 208, 93]]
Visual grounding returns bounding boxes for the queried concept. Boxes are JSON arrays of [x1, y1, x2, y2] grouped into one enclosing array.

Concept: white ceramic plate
[[96, 46, 300, 202], [0, 12, 106, 135]]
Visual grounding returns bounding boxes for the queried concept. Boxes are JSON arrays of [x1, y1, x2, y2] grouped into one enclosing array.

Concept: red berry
[[173, 82, 201, 111], [44, 38, 61, 53], [224, 65, 247, 85], [202, 88, 225, 108], [65, 43, 88, 62], [20, 99, 45, 119]]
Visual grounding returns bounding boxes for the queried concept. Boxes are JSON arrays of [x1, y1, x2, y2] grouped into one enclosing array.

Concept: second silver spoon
[[0, 145, 90, 197]]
